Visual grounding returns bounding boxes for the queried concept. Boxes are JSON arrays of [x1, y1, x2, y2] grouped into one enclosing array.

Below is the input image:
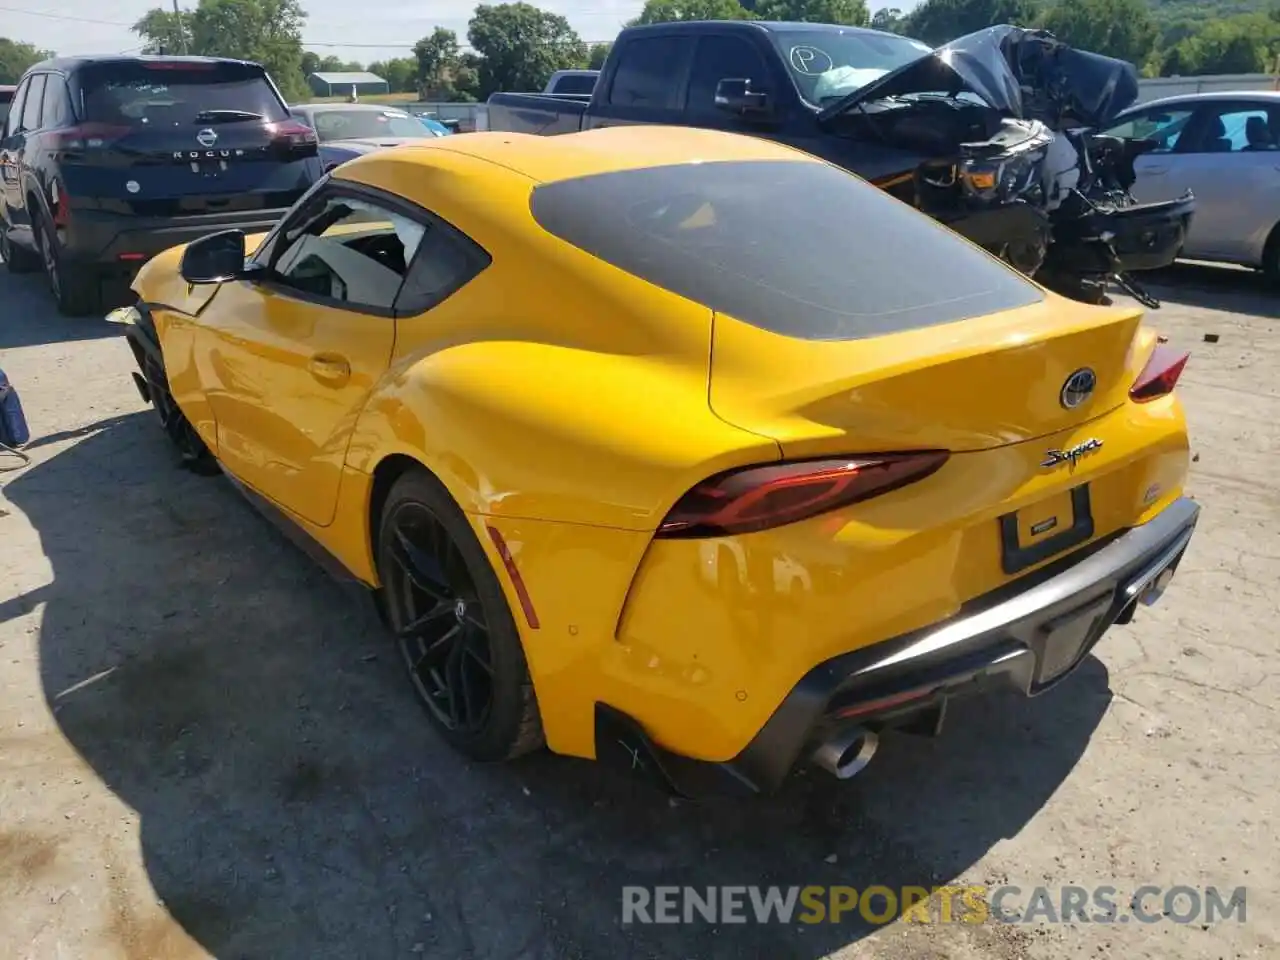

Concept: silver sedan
[[1100, 91, 1280, 279], [288, 102, 444, 172]]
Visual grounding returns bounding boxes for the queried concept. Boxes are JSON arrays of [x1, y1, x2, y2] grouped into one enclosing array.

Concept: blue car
[[418, 115, 453, 136]]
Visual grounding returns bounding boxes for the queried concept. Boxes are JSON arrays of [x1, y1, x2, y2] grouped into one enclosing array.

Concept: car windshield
[[79, 62, 288, 125], [309, 109, 429, 141], [769, 29, 932, 106]]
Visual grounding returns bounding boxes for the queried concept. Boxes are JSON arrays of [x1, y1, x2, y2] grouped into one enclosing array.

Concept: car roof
[[345, 125, 820, 186], [23, 54, 263, 76], [622, 19, 900, 40], [295, 102, 414, 113], [1125, 90, 1280, 113]]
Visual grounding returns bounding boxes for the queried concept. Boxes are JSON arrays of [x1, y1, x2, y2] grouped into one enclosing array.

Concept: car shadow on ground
[[7, 412, 1115, 959], [1140, 260, 1280, 320], [0, 271, 124, 350]]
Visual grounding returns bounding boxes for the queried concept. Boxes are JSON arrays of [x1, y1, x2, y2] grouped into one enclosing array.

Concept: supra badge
[[1041, 438, 1103, 470], [1060, 368, 1097, 409]]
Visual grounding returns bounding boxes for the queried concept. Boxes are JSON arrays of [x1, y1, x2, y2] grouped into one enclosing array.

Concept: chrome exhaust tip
[[811, 725, 879, 780]]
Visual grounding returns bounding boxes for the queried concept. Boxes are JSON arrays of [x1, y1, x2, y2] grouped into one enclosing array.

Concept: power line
[[0, 4, 133, 26]]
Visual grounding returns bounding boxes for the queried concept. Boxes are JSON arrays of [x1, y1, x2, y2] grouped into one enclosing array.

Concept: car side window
[[1182, 104, 1276, 153], [40, 76, 72, 129], [268, 191, 427, 313], [608, 37, 693, 109], [687, 35, 772, 115], [393, 215, 492, 315], [3, 80, 29, 138], [1102, 107, 1195, 154], [19, 74, 45, 133]]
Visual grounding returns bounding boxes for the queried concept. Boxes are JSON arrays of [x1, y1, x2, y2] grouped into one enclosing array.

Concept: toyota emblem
[[196, 128, 218, 148], [1060, 368, 1097, 409]]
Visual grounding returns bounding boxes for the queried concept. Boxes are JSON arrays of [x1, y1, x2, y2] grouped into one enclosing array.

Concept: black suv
[[0, 56, 324, 316]]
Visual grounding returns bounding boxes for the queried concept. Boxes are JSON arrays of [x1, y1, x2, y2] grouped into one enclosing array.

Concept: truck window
[[608, 37, 693, 110], [687, 35, 772, 116], [529, 159, 1042, 342], [553, 74, 597, 96]]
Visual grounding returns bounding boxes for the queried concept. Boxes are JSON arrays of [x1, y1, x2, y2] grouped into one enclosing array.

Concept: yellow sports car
[[116, 126, 1199, 798]]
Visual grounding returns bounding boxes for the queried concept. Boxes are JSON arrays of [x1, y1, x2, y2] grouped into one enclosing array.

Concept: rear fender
[[341, 341, 780, 531]]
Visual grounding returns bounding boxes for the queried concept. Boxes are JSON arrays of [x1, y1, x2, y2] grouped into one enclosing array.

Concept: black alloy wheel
[[377, 470, 544, 761], [386, 500, 496, 734], [33, 214, 99, 316]]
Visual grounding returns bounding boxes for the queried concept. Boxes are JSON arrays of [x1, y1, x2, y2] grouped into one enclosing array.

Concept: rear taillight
[[655, 451, 949, 539], [1130, 342, 1189, 403], [269, 119, 318, 148], [52, 124, 129, 151]]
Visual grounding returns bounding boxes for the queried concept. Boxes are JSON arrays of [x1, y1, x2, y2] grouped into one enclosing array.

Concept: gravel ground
[[0, 261, 1276, 960]]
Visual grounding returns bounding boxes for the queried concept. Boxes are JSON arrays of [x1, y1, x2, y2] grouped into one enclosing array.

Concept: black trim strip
[[999, 483, 1095, 575]]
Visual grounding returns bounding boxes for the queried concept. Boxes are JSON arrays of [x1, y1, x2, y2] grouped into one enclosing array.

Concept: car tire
[[33, 214, 100, 317], [0, 226, 40, 274], [376, 468, 545, 762], [1261, 228, 1280, 288], [132, 319, 220, 475]]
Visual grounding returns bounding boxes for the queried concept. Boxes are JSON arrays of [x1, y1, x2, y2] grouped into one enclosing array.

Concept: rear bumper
[[60, 207, 289, 267], [595, 495, 1200, 798]]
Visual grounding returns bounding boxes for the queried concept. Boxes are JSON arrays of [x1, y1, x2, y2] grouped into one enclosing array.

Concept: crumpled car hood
[[819, 25, 1139, 131]]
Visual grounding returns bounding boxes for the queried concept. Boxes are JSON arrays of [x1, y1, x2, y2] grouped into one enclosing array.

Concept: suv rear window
[[78, 61, 288, 127], [529, 159, 1043, 341]]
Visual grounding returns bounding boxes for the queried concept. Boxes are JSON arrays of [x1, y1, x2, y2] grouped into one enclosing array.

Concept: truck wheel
[[0, 227, 40, 274], [34, 215, 100, 317], [376, 468, 545, 763]]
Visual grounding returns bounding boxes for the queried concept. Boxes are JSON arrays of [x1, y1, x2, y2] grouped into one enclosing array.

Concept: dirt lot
[[0, 262, 1276, 960]]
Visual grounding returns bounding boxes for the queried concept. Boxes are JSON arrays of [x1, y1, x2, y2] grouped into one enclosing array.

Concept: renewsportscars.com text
[[621, 884, 1247, 926]]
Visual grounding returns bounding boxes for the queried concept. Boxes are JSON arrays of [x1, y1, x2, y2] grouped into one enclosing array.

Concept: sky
[[3, 0, 913, 64]]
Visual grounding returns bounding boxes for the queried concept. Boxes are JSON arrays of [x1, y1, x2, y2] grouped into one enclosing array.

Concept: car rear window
[[553, 74, 597, 95], [78, 61, 288, 127], [529, 159, 1043, 341]]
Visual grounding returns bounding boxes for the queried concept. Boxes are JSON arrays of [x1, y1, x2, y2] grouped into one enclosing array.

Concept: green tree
[[1156, 12, 1280, 75], [300, 50, 321, 76], [132, 0, 310, 101], [467, 3, 586, 97], [870, 7, 907, 32], [1037, 0, 1157, 66], [587, 42, 612, 70], [629, 0, 752, 25], [380, 57, 418, 92], [131, 9, 193, 54], [756, 0, 869, 25], [0, 37, 52, 83], [413, 27, 460, 89], [905, 0, 1041, 46]]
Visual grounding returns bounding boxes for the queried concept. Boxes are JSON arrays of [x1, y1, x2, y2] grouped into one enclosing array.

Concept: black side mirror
[[714, 78, 772, 118], [180, 229, 247, 284]]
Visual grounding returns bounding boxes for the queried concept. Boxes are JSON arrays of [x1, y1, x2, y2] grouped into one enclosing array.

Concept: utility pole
[[172, 0, 188, 54]]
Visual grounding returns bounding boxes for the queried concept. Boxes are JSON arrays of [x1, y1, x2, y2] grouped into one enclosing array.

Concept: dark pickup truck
[[488, 21, 1194, 305]]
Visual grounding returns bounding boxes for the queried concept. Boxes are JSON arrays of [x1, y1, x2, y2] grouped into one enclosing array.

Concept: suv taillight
[[1130, 342, 1189, 402], [655, 452, 950, 539], [52, 124, 130, 151]]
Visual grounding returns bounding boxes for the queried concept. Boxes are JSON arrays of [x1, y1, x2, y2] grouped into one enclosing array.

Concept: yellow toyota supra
[[115, 125, 1199, 797]]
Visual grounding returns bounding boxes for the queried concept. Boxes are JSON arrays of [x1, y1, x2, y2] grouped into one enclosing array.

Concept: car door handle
[[1143, 165, 1169, 175], [308, 353, 350, 385]]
